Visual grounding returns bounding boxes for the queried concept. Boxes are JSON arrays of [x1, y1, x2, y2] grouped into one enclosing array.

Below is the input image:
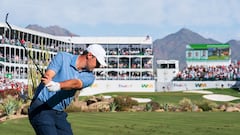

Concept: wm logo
[[195, 83, 207, 87], [141, 84, 153, 88]]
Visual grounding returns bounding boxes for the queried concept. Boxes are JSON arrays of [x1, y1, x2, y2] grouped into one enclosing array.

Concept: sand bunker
[[184, 90, 240, 102], [183, 90, 213, 94], [131, 98, 152, 103], [103, 96, 151, 103], [203, 94, 240, 102]]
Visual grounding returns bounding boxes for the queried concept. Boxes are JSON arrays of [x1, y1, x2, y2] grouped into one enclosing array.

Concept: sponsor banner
[[80, 80, 155, 96], [160, 81, 239, 91], [80, 80, 240, 96]]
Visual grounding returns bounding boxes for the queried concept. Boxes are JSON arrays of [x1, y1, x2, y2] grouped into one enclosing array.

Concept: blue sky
[[0, 0, 240, 42]]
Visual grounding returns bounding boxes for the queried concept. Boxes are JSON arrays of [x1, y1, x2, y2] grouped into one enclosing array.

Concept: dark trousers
[[28, 99, 73, 135]]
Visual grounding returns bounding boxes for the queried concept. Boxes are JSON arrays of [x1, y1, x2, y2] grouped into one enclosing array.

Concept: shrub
[[114, 96, 138, 111], [160, 103, 178, 112], [178, 98, 193, 112], [160, 103, 168, 112], [146, 101, 160, 111], [109, 102, 118, 112], [0, 89, 19, 99], [0, 95, 22, 118], [145, 103, 153, 112], [196, 100, 218, 111]]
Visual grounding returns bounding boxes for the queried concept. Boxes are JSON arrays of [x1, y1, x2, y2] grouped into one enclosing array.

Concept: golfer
[[28, 44, 107, 135]]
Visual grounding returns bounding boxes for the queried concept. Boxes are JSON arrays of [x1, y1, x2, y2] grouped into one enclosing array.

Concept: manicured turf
[[1, 88, 240, 135], [97, 88, 240, 104], [1, 112, 240, 135]]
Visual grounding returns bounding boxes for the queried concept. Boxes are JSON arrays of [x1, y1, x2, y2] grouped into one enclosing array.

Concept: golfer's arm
[[59, 79, 83, 90], [44, 69, 83, 90], [44, 70, 56, 79]]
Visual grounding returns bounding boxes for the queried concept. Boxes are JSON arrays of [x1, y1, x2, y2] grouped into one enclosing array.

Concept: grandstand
[[1, 21, 240, 96], [0, 22, 154, 96], [156, 43, 240, 92]]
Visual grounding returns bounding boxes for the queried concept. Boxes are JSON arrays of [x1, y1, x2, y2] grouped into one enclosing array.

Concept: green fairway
[[96, 88, 240, 104], [1, 88, 240, 135], [1, 112, 240, 135]]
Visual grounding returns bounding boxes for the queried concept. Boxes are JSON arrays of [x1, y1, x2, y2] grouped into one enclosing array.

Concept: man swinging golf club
[[28, 44, 107, 135]]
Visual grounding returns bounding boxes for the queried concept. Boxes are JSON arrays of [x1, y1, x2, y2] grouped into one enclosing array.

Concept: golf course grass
[[1, 88, 240, 135], [0, 112, 240, 135]]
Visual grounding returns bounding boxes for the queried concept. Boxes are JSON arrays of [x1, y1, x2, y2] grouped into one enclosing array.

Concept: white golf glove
[[46, 81, 61, 92]]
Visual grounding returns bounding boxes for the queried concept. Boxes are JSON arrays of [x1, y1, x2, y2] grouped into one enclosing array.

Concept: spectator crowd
[[0, 77, 28, 99], [174, 63, 240, 81]]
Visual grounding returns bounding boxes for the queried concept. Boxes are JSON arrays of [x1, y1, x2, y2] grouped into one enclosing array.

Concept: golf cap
[[87, 44, 107, 66]]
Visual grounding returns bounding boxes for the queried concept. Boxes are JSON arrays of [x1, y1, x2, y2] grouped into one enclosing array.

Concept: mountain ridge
[[26, 24, 78, 36], [153, 28, 224, 69]]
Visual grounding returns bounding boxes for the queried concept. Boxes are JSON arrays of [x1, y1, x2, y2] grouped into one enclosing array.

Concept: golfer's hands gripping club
[[41, 75, 60, 92], [46, 81, 61, 91]]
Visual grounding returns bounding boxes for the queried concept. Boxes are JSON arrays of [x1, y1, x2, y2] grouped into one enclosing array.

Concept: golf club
[[5, 13, 45, 77]]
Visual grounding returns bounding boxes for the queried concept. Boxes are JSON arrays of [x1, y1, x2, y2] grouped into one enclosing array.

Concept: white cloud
[[1, 0, 240, 26], [160, 0, 240, 26]]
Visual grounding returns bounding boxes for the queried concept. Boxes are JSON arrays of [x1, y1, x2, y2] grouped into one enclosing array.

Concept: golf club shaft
[[5, 13, 45, 77]]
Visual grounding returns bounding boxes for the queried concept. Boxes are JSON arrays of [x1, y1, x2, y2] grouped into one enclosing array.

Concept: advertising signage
[[186, 44, 230, 61]]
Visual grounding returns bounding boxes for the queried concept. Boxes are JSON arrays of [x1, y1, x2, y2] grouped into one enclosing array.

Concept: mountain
[[153, 28, 240, 69], [227, 40, 240, 62], [26, 24, 78, 36]]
